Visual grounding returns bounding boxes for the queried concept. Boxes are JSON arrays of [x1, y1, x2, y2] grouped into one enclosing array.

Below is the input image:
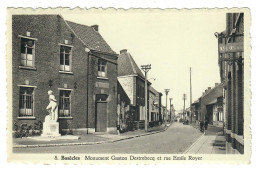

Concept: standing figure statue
[[46, 90, 58, 121]]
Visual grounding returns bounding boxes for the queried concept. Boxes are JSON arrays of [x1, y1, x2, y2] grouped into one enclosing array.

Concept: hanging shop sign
[[219, 42, 243, 53]]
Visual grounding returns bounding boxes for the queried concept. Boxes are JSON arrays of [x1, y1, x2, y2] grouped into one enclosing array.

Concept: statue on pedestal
[[46, 90, 58, 122], [41, 90, 61, 137]]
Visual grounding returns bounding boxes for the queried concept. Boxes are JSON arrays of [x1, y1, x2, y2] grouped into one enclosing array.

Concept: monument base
[[41, 121, 61, 137]]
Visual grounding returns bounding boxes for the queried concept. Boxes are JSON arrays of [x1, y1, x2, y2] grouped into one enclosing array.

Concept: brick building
[[212, 97, 224, 127], [117, 81, 131, 131], [148, 86, 162, 127], [117, 49, 151, 130], [197, 83, 223, 124], [215, 13, 244, 154], [191, 100, 200, 122], [161, 106, 167, 121], [12, 15, 118, 134]]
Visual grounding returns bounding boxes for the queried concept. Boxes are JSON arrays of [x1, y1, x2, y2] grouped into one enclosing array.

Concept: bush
[[13, 121, 43, 138]]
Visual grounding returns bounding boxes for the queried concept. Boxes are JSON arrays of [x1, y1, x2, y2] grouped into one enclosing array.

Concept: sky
[[63, 10, 226, 111]]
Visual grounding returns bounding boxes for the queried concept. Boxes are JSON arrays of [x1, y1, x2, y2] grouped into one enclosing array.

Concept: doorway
[[95, 94, 108, 132]]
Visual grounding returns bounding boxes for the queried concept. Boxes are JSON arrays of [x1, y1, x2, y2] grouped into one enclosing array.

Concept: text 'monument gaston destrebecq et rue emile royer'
[[55, 155, 203, 161]]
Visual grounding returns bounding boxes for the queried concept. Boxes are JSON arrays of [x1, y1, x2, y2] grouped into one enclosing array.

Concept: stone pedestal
[[41, 120, 61, 137]]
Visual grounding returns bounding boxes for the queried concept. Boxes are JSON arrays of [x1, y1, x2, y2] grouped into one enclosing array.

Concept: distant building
[[184, 107, 190, 120], [148, 86, 162, 127], [170, 104, 175, 121], [198, 83, 223, 124], [191, 100, 200, 123], [212, 97, 224, 127]]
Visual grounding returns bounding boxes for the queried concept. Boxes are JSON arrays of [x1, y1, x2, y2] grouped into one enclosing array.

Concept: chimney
[[215, 83, 219, 86], [91, 25, 99, 32], [120, 49, 127, 54], [208, 87, 211, 90]]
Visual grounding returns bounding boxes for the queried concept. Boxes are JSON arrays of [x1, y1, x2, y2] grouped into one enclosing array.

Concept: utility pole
[[169, 98, 173, 122], [141, 64, 151, 132], [183, 94, 186, 120], [190, 67, 192, 124], [164, 89, 170, 122]]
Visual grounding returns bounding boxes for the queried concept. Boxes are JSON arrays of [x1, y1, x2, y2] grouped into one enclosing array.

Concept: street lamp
[[141, 64, 151, 132], [164, 89, 170, 122]]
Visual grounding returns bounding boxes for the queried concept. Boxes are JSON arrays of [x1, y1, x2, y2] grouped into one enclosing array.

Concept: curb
[[13, 125, 169, 148], [183, 133, 205, 154]]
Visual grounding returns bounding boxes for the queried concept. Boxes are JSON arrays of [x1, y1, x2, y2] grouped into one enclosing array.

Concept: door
[[96, 102, 107, 132], [96, 94, 108, 132]]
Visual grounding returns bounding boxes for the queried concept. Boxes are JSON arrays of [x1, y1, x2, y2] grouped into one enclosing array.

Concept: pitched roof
[[149, 86, 158, 95], [201, 83, 223, 105], [118, 51, 145, 79], [65, 20, 116, 54]]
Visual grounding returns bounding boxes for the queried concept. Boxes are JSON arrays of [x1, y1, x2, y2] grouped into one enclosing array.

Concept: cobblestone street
[[13, 122, 201, 154]]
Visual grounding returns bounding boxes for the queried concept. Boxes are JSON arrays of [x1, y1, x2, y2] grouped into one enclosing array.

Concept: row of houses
[[12, 15, 169, 135], [179, 82, 223, 126], [188, 13, 244, 154], [189, 83, 224, 126]]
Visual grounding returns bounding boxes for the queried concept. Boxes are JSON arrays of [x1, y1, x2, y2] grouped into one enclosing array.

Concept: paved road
[[13, 122, 202, 154]]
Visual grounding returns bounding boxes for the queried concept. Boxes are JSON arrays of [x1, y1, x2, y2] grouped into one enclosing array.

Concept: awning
[[207, 98, 217, 105]]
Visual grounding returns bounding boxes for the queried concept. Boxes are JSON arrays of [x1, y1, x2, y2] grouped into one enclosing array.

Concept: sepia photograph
[[6, 8, 250, 163]]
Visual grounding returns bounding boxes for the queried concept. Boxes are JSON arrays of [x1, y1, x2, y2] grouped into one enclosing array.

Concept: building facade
[[12, 15, 118, 134], [161, 106, 167, 122], [197, 83, 223, 124], [191, 100, 200, 123], [148, 86, 162, 127], [212, 97, 224, 127], [117, 81, 131, 132], [216, 13, 244, 154], [117, 49, 151, 130]]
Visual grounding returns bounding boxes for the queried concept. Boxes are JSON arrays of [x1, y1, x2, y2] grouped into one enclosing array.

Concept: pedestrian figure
[[205, 119, 208, 130], [199, 120, 204, 132]]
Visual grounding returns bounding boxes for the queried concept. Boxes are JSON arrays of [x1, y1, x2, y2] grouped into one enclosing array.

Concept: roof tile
[[65, 20, 116, 54], [118, 52, 145, 79]]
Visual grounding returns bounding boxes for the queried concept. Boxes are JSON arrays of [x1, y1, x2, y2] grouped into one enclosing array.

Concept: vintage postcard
[[6, 8, 251, 164]]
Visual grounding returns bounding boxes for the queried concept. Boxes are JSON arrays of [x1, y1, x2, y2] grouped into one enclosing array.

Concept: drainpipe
[[85, 48, 91, 134]]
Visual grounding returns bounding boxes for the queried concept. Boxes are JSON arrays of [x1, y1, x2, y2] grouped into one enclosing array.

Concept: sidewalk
[[184, 125, 226, 154], [13, 123, 169, 148]]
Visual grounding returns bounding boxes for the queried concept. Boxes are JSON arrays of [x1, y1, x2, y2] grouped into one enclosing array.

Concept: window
[[152, 101, 155, 110], [98, 59, 107, 77], [19, 87, 34, 117], [140, 86, 144, 98], [137, 85, 140, 97], [140, 86, 142, 97], [20, 38, 35, 67], [96, 94, 108, 102], [59, 90, 71, 117], [60, 45, 72, 72]]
